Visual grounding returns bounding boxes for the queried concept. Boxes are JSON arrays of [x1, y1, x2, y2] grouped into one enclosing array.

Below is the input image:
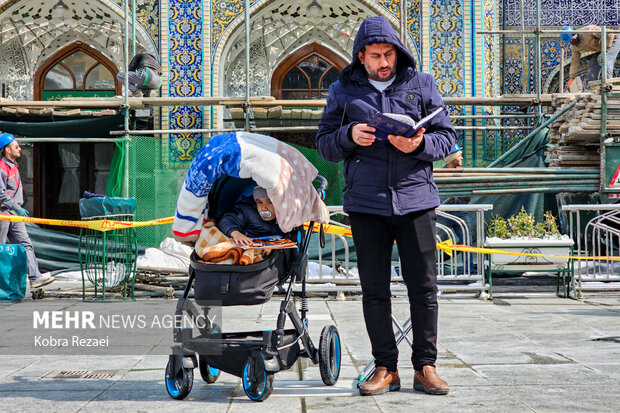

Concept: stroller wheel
[[199, 355, 221, 383], [242, 359, 274, 402], [165, 361, 193, 400], [319, 325, 341, 386]]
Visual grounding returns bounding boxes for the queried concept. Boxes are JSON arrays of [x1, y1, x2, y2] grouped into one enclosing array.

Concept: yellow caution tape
[[305, 222, 620, 262], [437, 239, 620, 261], [3, 214, 618, 261], [0, 214, 174, 232], [304, 222, 353, 238]]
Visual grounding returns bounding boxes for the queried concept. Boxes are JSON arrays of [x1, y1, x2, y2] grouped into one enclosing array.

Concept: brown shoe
[[359, 366, 400, 396], [414, 365, 449, 395]]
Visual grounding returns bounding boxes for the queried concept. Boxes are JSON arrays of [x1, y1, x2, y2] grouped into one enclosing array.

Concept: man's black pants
[[349, 209, 438, 372]]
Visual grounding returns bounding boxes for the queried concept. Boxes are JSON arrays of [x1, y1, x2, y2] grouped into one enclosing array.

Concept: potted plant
[[485, 207, 574, 267]]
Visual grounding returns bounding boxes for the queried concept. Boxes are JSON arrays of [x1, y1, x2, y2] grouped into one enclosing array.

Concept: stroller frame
[[166, 176, 341, 402]]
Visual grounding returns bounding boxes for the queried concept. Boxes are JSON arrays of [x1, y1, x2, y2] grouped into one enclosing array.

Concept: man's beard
[[364, 63, 396, 82]]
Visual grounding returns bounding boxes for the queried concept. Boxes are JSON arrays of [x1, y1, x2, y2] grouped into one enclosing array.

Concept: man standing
[[562, 25, 620, 85], [316, 16, 455, 396], [0, 133, 54, 288], [116, 52, 162, 97]]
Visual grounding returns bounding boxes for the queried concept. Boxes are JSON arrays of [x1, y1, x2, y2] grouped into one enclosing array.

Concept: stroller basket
[[196, 329, 300, 378], [190, 250, 284, 306]]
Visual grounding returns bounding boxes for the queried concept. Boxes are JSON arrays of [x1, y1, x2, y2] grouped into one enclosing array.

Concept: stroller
[[165, 132, 341, 402]]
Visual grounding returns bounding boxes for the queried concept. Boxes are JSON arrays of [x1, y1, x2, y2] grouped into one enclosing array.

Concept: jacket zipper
[[382, 89, 396, 213]]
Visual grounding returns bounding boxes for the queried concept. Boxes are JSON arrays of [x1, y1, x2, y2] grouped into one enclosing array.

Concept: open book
[[243, 235, 298, 250], [367, 107, 445, 140]]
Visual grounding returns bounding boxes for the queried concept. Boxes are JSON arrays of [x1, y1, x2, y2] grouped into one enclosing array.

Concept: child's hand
[[230, 230, 253, 247]]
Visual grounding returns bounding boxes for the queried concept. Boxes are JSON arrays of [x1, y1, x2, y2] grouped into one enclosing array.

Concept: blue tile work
[[407, 0, 421, 48], [379, 0, 400, 17], [483, 0, 498, 161], [503, 0, 620, 27], [429, 0, 465, 147], [211, 0, 258, 54], [137, 0, 160, 45], [168, 0, 203, 163]]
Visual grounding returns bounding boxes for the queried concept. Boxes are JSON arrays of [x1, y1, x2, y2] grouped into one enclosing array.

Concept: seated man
[[116, 52, 162, 97], [217, 186, 283, 247]]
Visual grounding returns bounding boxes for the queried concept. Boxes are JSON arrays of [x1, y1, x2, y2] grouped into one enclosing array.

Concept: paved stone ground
[[1, 282, 620, 412]]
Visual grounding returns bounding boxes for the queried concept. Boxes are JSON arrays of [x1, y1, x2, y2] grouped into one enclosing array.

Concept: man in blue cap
[[317, 15, 455, 396], [561, 25, 620, 87], [0, 133, 54, 288], [443, 143, 463, 169]]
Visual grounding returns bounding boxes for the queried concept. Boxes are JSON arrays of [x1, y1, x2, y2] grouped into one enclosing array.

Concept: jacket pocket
[[344, 158, 360, 189]]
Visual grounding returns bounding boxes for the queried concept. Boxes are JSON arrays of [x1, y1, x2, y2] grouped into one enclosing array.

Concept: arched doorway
[[271, 43, 348, 99], [32, 42, 120, 224]]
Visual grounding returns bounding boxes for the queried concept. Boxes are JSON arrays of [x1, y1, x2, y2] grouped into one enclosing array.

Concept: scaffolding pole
[[244, 0, 251, 132], [123, 0, 130, 198]]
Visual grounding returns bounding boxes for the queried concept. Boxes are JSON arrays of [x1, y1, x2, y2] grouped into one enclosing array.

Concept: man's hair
[[570, 34, 581, 46], [359, 42, 396, 55]]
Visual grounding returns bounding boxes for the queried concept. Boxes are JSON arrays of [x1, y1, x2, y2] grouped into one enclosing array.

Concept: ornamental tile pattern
[[211, 0, 258, 52], [483, 0, 498, 160], [378, 0, 400, 17], [429, 0, 464, 97], [168, 0, 203, 164], [503, 0, 620, 27], [136, 0, 160, 45], [407, 0, 421, 48]]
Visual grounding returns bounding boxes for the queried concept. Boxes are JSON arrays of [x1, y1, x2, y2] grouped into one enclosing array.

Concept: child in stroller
[[218, 186, 283, 247], [167, 132, 340, 402]]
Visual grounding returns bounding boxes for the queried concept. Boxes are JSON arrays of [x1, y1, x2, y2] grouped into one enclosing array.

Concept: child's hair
[[253, 186, 268, 201]]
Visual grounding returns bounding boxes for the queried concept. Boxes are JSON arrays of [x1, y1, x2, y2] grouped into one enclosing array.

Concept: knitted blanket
[[173, 132, 329, 243]]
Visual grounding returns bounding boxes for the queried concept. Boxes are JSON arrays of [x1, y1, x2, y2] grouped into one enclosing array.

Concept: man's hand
[[388, 127, 425, 154], [351, 123, 376, 146], [566, 78, 574, 87], [16, 208, 29, 217], [230, 230, 253, 247]]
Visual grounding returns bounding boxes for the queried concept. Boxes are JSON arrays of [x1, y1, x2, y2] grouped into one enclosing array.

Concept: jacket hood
[[340, 16, 416, 84]]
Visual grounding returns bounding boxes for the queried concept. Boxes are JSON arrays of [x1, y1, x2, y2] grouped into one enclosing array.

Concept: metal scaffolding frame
[[110, 0, 619, 196]]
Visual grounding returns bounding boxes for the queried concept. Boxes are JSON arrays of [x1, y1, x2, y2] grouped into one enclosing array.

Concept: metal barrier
[[561, 204, 620, 297], [561, 204, 620, 295], [309, 204, 493, 296]]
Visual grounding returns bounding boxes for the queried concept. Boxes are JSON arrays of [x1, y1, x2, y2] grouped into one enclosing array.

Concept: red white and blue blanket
[[173, 132, 329, 242]]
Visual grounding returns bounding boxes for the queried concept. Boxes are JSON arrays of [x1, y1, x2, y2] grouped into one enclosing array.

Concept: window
[[34, 41, 120, 100], [272, 43, 347, 99]]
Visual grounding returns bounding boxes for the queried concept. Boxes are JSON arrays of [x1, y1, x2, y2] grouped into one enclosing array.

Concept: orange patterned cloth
[[195, 220, 269, 265]]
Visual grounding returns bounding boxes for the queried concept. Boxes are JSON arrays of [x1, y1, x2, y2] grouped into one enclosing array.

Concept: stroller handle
[[314, 175, 328, 197]]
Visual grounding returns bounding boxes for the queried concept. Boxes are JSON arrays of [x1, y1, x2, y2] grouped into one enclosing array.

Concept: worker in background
[[0, 133, 54, 288], [116, 52, 162, 97], [562, 25, 620, 87], [443, 143, 463, 169]]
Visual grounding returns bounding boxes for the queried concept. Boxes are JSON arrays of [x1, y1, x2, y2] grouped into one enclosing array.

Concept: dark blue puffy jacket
[[217, 198, 283, 238], [316, 16, 456, 216]]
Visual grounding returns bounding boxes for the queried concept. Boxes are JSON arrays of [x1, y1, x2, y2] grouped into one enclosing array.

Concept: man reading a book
[[316, 15, 456, 397]]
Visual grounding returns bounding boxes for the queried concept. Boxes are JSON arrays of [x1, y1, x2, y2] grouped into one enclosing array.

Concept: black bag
[[191, 250, 284, 306]]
